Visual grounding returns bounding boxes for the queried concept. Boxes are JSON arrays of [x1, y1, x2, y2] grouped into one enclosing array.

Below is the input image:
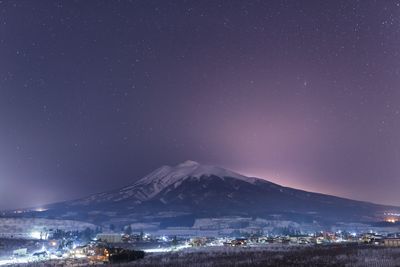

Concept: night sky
[[1, 0, 400, 210]]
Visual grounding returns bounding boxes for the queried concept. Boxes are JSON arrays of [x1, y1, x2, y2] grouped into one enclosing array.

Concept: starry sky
[[1, 0, 400, 210]]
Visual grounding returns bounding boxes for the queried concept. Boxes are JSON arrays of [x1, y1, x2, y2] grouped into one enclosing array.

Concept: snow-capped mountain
[[14, 161, 400, 227], [69, 160, 258, 205]]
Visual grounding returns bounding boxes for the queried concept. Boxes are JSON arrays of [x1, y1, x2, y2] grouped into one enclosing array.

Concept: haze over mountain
[[9, 161, 400, 230]]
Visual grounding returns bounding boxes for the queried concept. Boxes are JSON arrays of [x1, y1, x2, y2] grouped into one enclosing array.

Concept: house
[[383, 238, 400, 247], [96, 233, 123, 243]]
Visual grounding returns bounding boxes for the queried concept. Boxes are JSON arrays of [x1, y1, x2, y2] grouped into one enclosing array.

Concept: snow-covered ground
[[0, 218, 96, 239]]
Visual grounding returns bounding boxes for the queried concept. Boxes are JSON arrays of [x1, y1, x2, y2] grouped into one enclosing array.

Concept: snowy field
[[119, 244, 400, 267], [3, 244, 400, 267], [0, 218, 96, 239]]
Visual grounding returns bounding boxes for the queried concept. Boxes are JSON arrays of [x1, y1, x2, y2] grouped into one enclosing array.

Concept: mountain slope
[[67, 160, 257, 206], [13, 161, 400, 227]]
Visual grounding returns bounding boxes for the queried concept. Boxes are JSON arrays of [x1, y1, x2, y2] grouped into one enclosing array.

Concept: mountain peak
[[178, 160, 200, 167], [71, 161, 261, 205], [127, 161, 258, 200], [139, 161, 255, 184]]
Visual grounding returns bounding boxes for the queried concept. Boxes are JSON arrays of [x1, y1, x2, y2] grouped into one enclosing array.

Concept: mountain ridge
[[6, 161, 400, 229], [65, 160, 395, 209]]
